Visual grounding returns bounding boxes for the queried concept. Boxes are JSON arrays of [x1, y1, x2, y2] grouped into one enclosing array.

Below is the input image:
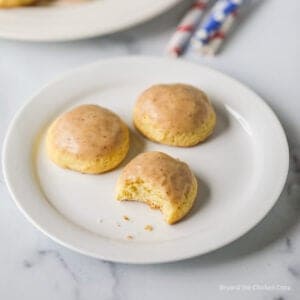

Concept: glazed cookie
[[116, 151, 197, 224], [0, 0, 36, 8], [134, 83, 216, 146], [46, 104, 129, 174]]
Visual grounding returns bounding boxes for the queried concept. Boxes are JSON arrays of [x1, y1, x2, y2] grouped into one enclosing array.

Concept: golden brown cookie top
[[47, 104, 127, 159], [0, 0, 36, 8], [134, 83, 214, 133], [118, 151, 195, 203]]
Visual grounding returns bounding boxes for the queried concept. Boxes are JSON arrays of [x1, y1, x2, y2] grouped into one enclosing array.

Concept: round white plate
[[3, 56, 289, 264], [0, 0, 181, 41]]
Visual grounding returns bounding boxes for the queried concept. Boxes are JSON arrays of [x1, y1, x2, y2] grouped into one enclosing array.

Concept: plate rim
[[2, 56, 289, 263], [0, 0, 182, 42]]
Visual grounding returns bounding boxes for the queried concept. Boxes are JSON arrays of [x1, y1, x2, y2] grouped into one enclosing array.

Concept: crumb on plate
[[144, 225, 153, 231], [126, 235, 134, 240], [123, 215, 130, 221]]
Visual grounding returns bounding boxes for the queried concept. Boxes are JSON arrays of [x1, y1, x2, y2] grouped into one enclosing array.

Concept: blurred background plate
[[0, 0, 182, 41]]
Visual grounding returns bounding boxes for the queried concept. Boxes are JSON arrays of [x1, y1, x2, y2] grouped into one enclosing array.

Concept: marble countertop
[[0, 0, 299, 299]]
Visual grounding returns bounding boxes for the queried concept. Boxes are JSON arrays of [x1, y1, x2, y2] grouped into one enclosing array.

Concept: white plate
[[0, 0, 181, 41], [2, 56, 289, 264]]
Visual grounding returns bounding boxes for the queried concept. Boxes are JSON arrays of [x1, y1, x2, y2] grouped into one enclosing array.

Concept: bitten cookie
[[134, 83, 216, 146], [46, 104, 129, 174], [116, 151, 197, 224]]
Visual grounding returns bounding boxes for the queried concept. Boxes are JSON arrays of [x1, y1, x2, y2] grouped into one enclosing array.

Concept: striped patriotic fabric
[[192, 0, 243, 50], [166, 0, 211, 57], [200, 10, 238, 55]]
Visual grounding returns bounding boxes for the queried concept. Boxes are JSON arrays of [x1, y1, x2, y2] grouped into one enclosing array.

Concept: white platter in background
[[0, 0, 181, 41]]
